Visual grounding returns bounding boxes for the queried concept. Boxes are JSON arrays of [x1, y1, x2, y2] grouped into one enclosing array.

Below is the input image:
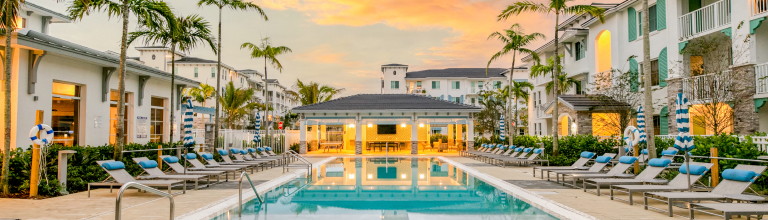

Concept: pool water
[[213, 157, 558, 219]]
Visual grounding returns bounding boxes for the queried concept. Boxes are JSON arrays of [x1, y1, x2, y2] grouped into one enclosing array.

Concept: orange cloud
[[293, 44, 363, 67]]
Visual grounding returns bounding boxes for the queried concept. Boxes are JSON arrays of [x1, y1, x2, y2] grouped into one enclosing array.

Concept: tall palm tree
[[186, 83, 216, 107], [0, 0, 24, 195], [486, 23, 543, 146], [128, 14, 216, 146], [499, 0, 605, 155], [507, 81, 534, 143], [69, 0, 176, 159], [220, 81, 259, 129], [293, 79, 344, 105], [544, 73, 580, 95], [241, 38, 291, 146], [640, 0, 657, 157], [197, 0, 267, 150]]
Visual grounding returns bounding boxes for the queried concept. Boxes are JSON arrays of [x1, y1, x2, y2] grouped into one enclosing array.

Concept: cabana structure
[[292, 94, 481, 155]]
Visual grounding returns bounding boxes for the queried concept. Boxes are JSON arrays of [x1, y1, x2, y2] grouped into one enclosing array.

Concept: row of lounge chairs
[[88, 147, 289, 197], [461, 144, 548, 167], [524, 148, 767, 219]]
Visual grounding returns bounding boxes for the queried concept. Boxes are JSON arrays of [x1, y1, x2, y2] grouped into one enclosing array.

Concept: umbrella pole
[[685, 152, 691, 191]]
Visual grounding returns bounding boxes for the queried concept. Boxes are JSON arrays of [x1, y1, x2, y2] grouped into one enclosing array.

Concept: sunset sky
[[33, 0, 616, 95]]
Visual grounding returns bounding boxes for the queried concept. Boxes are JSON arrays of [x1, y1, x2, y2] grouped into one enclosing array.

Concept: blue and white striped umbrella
[[182, 98, 195, 148], [637, 106, 647, 144], [253, 112, 261, 143], [499, 115, 506, 141], [674, 92, 695, 151]]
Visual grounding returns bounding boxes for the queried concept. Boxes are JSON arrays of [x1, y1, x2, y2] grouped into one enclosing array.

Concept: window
[[431, 81, 440, 89], [641, 60, 660, 86], [150, 97, 166, 143], [194, 67, 199, 78], [653, 115, 661, 136], [452, 81, 460, 89], [211, 67, 215, 78], [638, 6, 659, 34], [393, 71, 397, 75], [471, 98, 476, 105], [110, 91, 130, 145], [575, 41, 585, 61], [477, 81, 484, 90], [51, 82, 80, 146], [391, 81, 400, 89], [453, 97, 461, 103], [494, 81, 502, 89], [416, 81, 422, 88], [575, 80, 584, 94]]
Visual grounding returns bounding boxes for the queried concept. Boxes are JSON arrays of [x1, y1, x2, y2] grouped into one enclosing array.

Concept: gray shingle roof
[[557, 95, 629, 111], [292, 94, 481, 112], [174, 56, 217, 64], [405, 68, 507, 79], [382, 63, 408, 67]]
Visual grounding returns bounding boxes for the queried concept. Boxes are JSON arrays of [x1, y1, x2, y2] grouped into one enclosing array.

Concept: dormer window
[[393, 71, 397, 75], [151, 54, 156, 60]]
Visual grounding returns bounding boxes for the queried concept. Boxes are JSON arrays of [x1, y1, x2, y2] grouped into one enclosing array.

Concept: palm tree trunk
[[509, 52, 517, 146], [213, 5, 222, 153], [642, 0, 657, 158], [552, 12, 561, 156], [264, 57, 270, 148], [170, 44, 176, 148], [114, 0, 129, 160], [1, 25, 14, 194]]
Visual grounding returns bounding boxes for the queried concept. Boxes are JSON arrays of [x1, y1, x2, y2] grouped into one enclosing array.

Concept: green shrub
[[539, 135, 617, 166]]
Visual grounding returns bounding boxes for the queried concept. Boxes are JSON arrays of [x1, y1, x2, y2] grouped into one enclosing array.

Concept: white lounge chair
[[88, 160, 185, 197], [609, 162, 714, 205], [582, 158, 672, 196]]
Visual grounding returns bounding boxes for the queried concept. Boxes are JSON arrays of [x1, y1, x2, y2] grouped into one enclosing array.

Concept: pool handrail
[[115, 182, 174, 220], [238, 171, 264, 217]]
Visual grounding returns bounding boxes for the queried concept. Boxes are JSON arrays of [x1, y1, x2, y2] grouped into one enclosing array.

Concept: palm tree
[[544, 73, 580, 95], [0, 0, 24, 196], [640, 0, 657, 158], [293, 79, 344, 105], [499, 0, 605, 155], [507, 81, 534, 143], [197, 0, 267, 150], [220, 81, 259, 129], [487, 23, 543, 146], [241, 38, 291, 146], [186, 84, 216, 107], [69, 0, 176, 159], [128, 14, 216, 147]]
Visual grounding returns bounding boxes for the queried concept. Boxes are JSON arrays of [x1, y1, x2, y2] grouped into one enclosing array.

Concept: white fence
[[678, 0, 731, 40], [754, 0, 768, 15], [189, 129, 298, 153]]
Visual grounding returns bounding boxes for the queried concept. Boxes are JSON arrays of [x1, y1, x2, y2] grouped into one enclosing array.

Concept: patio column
[[355, 119, 362, 155], [411, 118, 418, 155], [299, 119, 307, 154], [466, 119, 474, 151]]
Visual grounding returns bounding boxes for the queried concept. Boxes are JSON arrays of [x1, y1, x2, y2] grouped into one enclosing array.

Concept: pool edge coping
[[177, 157, 338, 220], [438, 156, 598, 220]]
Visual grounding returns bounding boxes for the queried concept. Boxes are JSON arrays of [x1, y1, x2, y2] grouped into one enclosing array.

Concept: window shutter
[[629, 58, 639, 92], [448, 95, 453, 101], [460, 95, 465, 103], [658, 48, 668, 87], [659, 106, 669, 135], [657, 0, 666, 30], [628, 7, 637, 41]]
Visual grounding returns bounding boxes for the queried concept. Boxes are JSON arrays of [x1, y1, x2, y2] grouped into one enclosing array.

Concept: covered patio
[[292, 94, 481, 155]]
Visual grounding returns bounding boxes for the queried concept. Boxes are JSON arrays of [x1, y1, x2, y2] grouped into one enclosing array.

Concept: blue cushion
[[201, 153, 214, 160], [515, 148, 523, 152], [661, 150, 678, 156], [679, 165, 708, 175], [248, 148, 257, 153], [648, 158, 672, 167], [217, 149, 229, 155], [722, 169, 760, 182], [619, 156, 638, 164], [185, 153, 196, 160], [533, 149, 543, 154], [101, 161, 125, 170], [138, 160, 158, 169], [265, 147, 272, 151], [229, 148, 239, 154], [580, 152, 596, 159], [239, 149, 248, 154], [163, 156, 179, 164], [595, 156, 612, 163], [641, 149, 649, 155], [523, 148, 532, 153], [257, 147, 264, 152]]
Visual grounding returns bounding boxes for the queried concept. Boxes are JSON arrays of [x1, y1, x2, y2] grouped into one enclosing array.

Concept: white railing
[[535, 101, 553, 119], [678, 0, 731, 40], [681, 71, 733, 103], [754, 0, 768, 15], [752, 136, 768, 152], [755, 62, 768, 95]]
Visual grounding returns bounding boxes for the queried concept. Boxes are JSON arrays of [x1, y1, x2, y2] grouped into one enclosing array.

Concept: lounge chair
[[88, 160, 185, 197], [467, 144, 501, 159], [228, 149, 271, 169], [609, 162, 713, 205], [183, 153, 254, 173], [547, 155, 615, 181], [532, 151, 597, 178], [479, 146, 517, 163], [132, 157, 212, 189], [581, 158, 672, 196], [265, 147, 279, 156], [561, 156, 639, 187], [497, 148, 547, 167], [159, 155, 230, 181], [243, 148, 281, 166], [643, 165, 767, 217], [689, 203, 768, 220], [219, 149, 269, 166]]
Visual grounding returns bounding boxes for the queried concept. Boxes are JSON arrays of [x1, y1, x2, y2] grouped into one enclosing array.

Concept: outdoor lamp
[[367, 123, 373, 128], [348, 123, 355, 128], [419, 123, 425, 128], [400, 123, 406, 128]]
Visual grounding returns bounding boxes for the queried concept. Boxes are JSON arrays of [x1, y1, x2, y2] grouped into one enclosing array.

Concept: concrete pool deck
[[0, 155, 738, 220]]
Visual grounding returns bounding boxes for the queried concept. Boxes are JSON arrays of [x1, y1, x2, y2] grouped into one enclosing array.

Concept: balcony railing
[[681, 71, 733, 103], [678, 0, 731, 40], [756, 62, 768, 95], [535, 101, 553, 119], [754, 0, 768, 15]]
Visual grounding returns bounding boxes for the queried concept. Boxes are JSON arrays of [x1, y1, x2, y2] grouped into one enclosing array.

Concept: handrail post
[[238, 172, 264, 217], [115, 182, 174, 220]]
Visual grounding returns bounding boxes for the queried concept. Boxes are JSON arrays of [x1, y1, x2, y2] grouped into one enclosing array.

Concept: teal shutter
[[629, 58, 639, 92], [659, 106, 669, 135], [657, 0, 666, 30], [658, 48, 668, 87], [628, 7, 637, 41]]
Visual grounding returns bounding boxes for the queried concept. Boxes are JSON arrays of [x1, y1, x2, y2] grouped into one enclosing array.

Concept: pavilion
[[291, 94, 482, 154]]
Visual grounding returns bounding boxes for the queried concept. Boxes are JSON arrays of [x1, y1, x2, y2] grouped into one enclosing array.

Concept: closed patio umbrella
[[499, 115, 506, 142], [253, 112, 262, 145], [674, 90, 695, 191], [637, 106, 647, 144]]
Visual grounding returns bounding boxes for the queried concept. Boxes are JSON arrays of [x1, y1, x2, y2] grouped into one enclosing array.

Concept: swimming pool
[[212, 157, 558, 220]]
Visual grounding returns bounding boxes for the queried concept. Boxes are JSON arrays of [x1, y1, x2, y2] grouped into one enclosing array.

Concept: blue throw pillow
[[580, 152, 596, 159], [722, 169, 760, 182], [595, 156, 612, 163], [217, 149, 229, 156], [661, 150, 678, 156], [163, 156, 179, 164], [201, 153, 214, 160], [648, 158, 672, 167], [248, 148, 257, 153], [679, 164, 708, 175], [138, 160, 158, 169], [618, 156, 638, 164], [185, 153, 196, 160], [523, 148, 532, 153], [265, 147, 272, 151], [641, 149, 649, 155], [533, 149, 543, 154], [240, 149, 248, 154], [257, 147, 264, 152], [101, 161, 125, 170], [515, 148, 523, 152], [229, 148, 239, 154]]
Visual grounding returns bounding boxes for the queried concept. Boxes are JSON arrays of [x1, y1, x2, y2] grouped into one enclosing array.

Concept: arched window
[[595, 30, 612, 73]]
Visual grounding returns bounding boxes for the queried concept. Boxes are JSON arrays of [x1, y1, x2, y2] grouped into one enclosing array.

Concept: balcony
[[535, 101, 554, 119], [681, 71, 733, 103], [756, 62, 768, 95], [754, 0, 768, 15], [678, 0, 731, 40]]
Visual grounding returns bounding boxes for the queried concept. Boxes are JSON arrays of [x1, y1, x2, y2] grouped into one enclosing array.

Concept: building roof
[[292, 94, 482, 112], [404, 68, 507, 79], [382, 63, 408, 67], [23, 2, 70, 23], [16, 29, 199, 85], [174, 56, 217, 64], [553, 95, 630, 111]]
